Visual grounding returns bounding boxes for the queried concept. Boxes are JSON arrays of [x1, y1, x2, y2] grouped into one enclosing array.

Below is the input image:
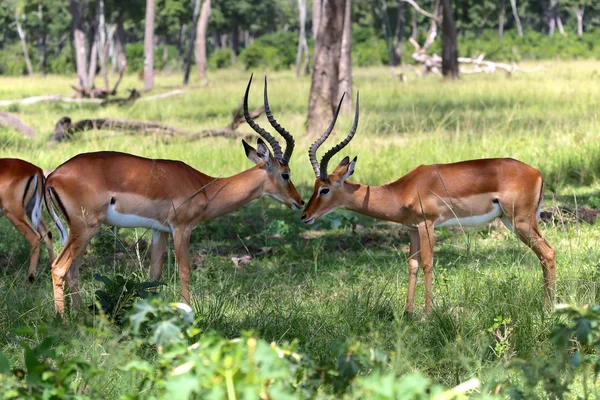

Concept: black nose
[[301, 200, 305, 206], [301, 213, 307, 220]]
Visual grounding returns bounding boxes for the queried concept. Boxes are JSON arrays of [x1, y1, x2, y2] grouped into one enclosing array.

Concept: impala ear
[[340, 156, 357, 182], [243, 138, 272, 165]]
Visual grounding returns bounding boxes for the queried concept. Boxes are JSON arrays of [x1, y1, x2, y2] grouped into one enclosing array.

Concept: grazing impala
[[0, 159, 55, 284], [45, 76, 304, 315], [302, 94, 556, 314]]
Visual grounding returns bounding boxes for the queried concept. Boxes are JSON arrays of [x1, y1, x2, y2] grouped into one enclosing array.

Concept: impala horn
[[263, 76, 295, 165], [308, 92, 359, 180], [244, 74, 283, 160]]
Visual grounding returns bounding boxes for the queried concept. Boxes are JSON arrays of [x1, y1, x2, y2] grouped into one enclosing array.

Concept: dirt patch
[[539, 206, 600, 225]]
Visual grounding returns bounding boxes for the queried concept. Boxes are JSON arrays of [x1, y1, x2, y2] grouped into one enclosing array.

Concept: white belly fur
[[435, 202, 502, 228], [105, 203, 170, 232]]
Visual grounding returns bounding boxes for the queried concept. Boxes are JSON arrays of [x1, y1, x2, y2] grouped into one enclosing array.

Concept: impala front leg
[[405, 230, 421, 314], [172, 228, 192, 304], [418, 220, 435, 314]]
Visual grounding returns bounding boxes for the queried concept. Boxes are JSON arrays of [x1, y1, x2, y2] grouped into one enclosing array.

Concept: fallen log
[[0, 112, 37, 138], [0, 95, 103, 107]]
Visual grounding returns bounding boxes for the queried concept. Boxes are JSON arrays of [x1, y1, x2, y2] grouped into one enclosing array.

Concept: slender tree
[[70, 0, 87, 88], [498, 0, 505, 37], [196, 0, 210, 85], [183, 0, 200, 86], [337, 0, 352, 113], [295, 0, 309, 76], [510, 0, 523, 36], [14, 10, 33, 75], [144, 0, 156, 90], [441, 0, 458, 79], [308, 0, 346, 135]]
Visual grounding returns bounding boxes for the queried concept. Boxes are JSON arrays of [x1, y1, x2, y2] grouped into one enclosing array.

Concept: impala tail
[[23, 173, 44, 231], [536, 178, 545, 219], [44, 185, 68, 245]]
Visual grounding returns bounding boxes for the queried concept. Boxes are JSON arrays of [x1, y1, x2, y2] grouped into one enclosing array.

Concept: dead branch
[[50, 98, 266, 144], [139, 89, 186, 102], [101, 89, 141, 107], [0, 112, 37, 138], [401, 0, 440, 22], [0, 95, 103, 107], [71, 65, 126, 99]]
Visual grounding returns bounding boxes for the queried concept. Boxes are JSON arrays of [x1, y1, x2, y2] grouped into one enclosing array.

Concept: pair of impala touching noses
[[2, 75, 556, 317]]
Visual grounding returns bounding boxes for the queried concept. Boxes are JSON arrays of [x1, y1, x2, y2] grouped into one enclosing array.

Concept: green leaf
[[151, 319, 182, 347], [0, 352, 10, 375], [121, 360, 154, 376], [129, 300, 158, 334], [164, 374, 199, 400]]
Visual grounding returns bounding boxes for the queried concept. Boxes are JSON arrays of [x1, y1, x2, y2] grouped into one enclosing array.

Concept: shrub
[[0, 43, 39, 76], [208, 48, 234, 70], [239, 31, 298, 70]]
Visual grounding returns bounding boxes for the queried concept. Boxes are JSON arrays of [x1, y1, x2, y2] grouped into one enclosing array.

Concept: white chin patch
[[303, 217, 315, 225]]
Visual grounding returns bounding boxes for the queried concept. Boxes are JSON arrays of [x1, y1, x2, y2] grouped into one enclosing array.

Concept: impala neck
[[339, 182, 400, 222], [201, 166, 267, 220]]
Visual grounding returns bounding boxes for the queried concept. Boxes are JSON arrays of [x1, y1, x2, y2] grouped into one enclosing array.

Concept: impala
[[0, 158, 54, 284], [45, 76, 304, 315], [301, 94, 556, 313]]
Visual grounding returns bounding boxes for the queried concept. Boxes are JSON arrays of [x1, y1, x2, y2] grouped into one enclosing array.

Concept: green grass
[[1, 61, 600, 396]]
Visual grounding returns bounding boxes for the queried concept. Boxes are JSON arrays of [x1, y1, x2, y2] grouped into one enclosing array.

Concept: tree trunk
[[338, 0, 352, 113], [556, 16, 565, 35], [196, 0, 211, 85], [312, 0, 321, 40], [548, 0, 557, 35], [498, 0, 505, 38], [183, 0, 201, 86], [509, 0, 523, 37], [97, 0, 109, 89], [15, 12, 33, 76], [441, 0, 459, 79], [394, 0, 407, 65], [411, 7, 418, 39], [576, 7, 584, 36], [296, 0, 309, 77], [70, 0, 87, 88], [38, 4, 47, 76], [144, 0, 156, 90], [86, 6, 98, 88], [115, 13, 127, 70], [163, 38, 168, 67], [231, 15, 239, 63], [307, 0, 346, 135]]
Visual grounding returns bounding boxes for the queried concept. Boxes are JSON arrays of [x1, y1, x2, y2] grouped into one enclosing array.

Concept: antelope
[[0, 159, 54, 284], [44, 76, 304, 315], [301, 94, 556, 314]]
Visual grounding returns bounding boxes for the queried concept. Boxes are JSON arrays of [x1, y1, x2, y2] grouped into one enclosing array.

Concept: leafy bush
[[0, 43, 39, 76], [47, 49, 75, 75], [239, 32, 298, 70], [352, 26, 387, 67], [208, 48, 234, 70]]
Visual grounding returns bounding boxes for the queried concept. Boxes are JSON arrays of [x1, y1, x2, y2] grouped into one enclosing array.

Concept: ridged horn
[[263, 76, 295, 164], [243, 74, 282, 159], [308, 93, 346, 179]]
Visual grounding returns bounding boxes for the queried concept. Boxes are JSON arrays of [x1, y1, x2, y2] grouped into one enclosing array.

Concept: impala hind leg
[[405, 230, 421, 314], [150, 230, 169, 282], [512, 220, 556, 307], [417, 220, 435, 314], [37, 220, 56, 265], [52, 229, 98, 315], [172, 228, 192, 304], [4, 210, 43, 285]]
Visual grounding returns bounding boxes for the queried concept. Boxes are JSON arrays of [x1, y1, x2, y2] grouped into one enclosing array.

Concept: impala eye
[[281, 173, 290, 180], [319, 188, 330, 196]]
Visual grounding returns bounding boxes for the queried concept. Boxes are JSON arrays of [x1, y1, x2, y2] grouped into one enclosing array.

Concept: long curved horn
[[263, 76, 295, 165], [243, 74, 282, 159], [308, 93, 346, 178], [319, 92, 359, 180]]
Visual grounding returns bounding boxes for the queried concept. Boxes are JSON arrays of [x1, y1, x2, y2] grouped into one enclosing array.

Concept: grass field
[[1, 61, 600, 397]]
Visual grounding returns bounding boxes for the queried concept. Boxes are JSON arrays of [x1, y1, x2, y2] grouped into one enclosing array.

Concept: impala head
[[243, 74, 304, 210], [302, 93, 360, 224]]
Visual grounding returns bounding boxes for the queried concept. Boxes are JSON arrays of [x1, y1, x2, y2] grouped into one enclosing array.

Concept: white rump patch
[[435, 202, 502, 228], [105, 203, 170, 232], [30, 175, 43, 230]]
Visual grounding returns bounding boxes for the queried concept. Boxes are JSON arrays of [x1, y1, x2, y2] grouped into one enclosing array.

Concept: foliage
[[90, 274, 164, 325], [208, 48, 234, 70], [238, 31, 298, 70]]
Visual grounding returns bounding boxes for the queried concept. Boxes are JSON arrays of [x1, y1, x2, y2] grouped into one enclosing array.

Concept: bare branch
[[401, 0, 440, 22]]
